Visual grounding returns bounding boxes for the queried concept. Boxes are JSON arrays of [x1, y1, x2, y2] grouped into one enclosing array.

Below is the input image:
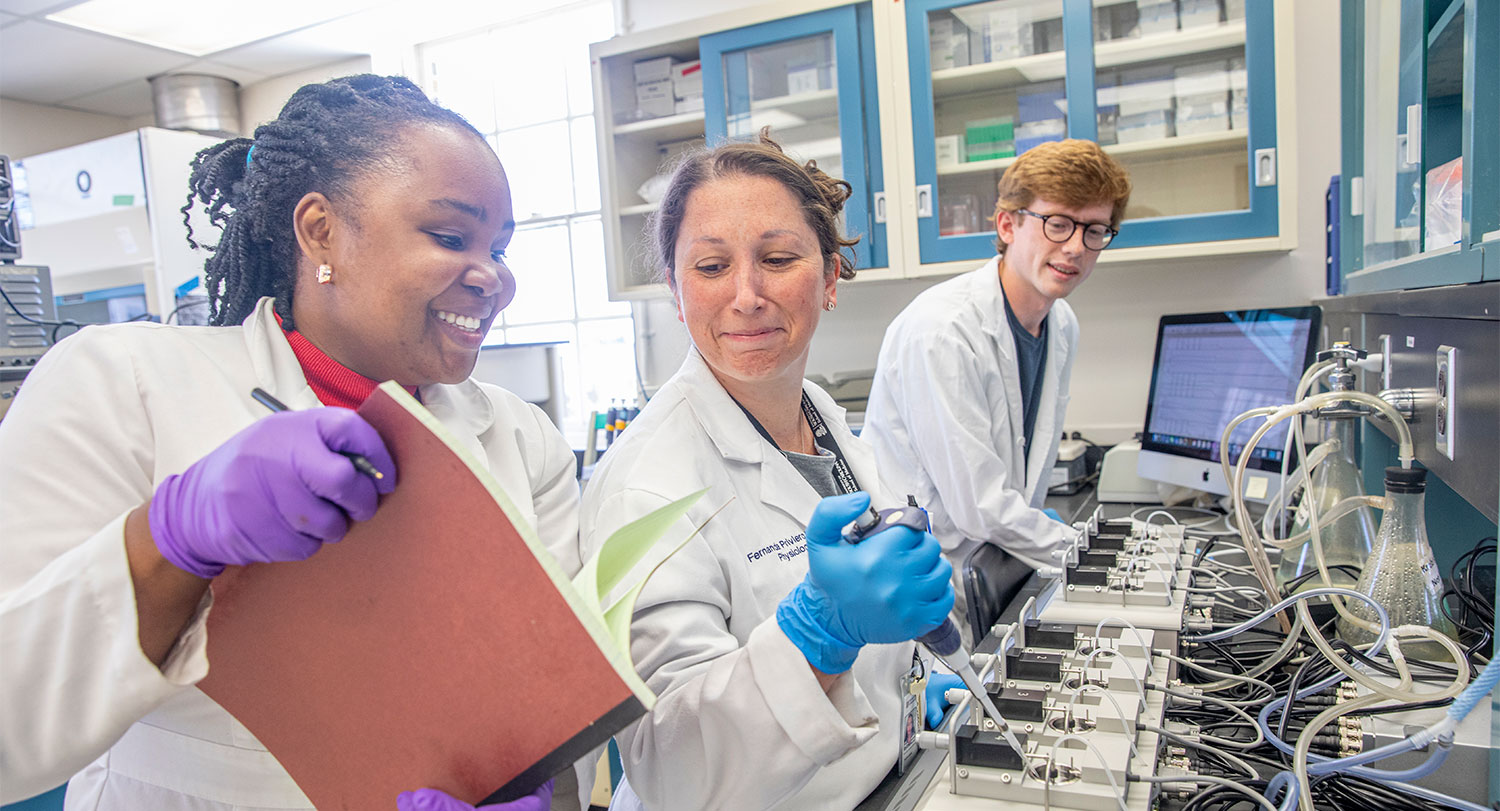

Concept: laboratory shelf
[[611, 111, 706, 140], [936, 130, 1248, 178], [930, 21, 1246, 98], [619, 202, 658, 216], [748, 87, 839, 117]]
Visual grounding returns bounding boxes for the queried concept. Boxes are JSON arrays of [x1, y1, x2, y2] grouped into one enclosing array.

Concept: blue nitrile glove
[[776, 492, 955, 674], [396, 780, 553, 811], [1042, 508, 1065, 524], [924, 673, 966, 729]]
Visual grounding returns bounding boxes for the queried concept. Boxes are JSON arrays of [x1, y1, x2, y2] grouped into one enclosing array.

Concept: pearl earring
[[316, 264, 334, 284]]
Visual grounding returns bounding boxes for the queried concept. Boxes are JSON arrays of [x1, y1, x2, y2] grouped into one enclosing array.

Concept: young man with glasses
[[863, 140, 1132, 640]]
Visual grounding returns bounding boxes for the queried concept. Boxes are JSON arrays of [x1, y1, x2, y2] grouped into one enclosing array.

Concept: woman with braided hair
[[0, 74, 567, 811]]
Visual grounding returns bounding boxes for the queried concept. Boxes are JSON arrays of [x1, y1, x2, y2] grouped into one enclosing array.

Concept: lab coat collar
[[674, 349, 873, 526], [970, 264, 1076, 499], [240, 297, 496, 463], [974, 256, 1010, 346]]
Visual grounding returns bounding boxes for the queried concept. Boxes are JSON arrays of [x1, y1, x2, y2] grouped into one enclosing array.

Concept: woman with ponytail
[[0, 74, 569, 811]]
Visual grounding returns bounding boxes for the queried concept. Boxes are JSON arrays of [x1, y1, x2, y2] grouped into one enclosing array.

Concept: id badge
[[897, 660, 924, 775]]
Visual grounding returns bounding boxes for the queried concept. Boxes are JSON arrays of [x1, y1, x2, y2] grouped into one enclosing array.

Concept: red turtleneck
[[275, 313, 418, 409]]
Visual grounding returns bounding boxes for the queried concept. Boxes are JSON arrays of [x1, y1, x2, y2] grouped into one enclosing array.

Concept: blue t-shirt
[[1001, 286, 1048, 464]]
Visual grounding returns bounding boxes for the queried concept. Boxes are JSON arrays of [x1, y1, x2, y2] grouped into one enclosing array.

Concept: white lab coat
[[864, 258, 1082, 630], [0, 297, 581, 810], [580, 350, 917, 811]]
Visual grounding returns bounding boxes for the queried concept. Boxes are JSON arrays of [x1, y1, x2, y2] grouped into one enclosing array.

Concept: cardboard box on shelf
[[965, 116, 1015, 161], [1117, 109, 1173, 143], [674, 96, 705, 115], [1016, 118, 1065, 154], [1178, 0, 1221, 29], [635, 78, 675, 118], [1017, 81, 1066, 124], [1032, 16, 1064, 54], [1137, 0, 1179, 35], [633, 56, 677, 83], [929, 16, 971, 71], [935, 134, 967, 166], [953, 4, 1032, 64], [787, 62, 821, 95], [671, 61, 702, 100], [1117, 66, 1174, 116]]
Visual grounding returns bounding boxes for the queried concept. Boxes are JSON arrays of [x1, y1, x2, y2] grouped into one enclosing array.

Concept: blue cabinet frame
[[1339, 0, 1498, 294], [701, 4, 886, 269], [905, 0, 1280, 265]]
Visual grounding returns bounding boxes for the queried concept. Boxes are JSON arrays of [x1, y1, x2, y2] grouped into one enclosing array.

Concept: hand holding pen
[[146, 392, 397, 579], [251, 388, 385, 480]]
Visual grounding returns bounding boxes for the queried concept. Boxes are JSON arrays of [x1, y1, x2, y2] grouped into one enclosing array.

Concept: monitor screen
[[1137, 306, 1321, 501], [55, 284, 149, 325]]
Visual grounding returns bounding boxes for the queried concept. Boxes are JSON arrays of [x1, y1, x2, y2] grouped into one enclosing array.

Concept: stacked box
[[1137, 0, 1178, 35], [1173, 59, 1229, 135], [634, 56, 678, 118], [1032, 16, 1064, 54], [1178, 0, 1221, 29], [672, 61, 704, 114], [929, 16, 971, 71], [1016, 80, 1066, 153], [1228, 55, 1248, 129], [1016, 118, 1066, 153], [1224, 0, 1245, 20], [952, 3, 1032, 64], [935, 134, 967, 166], [1099, 0, 1142, 39], [1116, 109, 1171, 143], [964, 117, 1014, 161], [1116, 65, 1174, 142]]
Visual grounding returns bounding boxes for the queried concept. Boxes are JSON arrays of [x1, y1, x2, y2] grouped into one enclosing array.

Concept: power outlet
[[1435, 345, 1457, 459]]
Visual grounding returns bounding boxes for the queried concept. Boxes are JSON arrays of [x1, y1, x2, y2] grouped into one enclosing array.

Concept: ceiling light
[[48, 0, 379, 57]]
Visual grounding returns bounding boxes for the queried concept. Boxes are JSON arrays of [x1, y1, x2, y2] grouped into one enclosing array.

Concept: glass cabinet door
[[910, 0, 1072, 262], [701, 5, 884, 269], [907, 0, 1279, 263], [1091, 0, 1265, 243], [1345, 0, 1485, 291]]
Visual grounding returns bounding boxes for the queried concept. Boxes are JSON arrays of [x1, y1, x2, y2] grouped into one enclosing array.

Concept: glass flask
[[1336, 467, 1458, 659], [1275, 418, 1376, 592]]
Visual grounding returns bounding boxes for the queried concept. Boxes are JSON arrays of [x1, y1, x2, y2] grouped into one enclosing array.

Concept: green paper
[[573, 489, 707, 630]]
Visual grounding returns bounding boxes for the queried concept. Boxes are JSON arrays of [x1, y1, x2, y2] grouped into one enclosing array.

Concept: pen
[[249, 387, 385, 481]]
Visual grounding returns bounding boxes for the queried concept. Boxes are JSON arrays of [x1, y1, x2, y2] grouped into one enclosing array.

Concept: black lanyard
[[734, 391, 862, 496]]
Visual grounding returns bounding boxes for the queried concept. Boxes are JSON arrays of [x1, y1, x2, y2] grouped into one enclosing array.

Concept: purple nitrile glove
[[148, 408, 397, 578], [396, 780, 554, 811]]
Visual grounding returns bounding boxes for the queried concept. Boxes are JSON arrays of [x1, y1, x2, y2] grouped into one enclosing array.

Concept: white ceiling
[[0, 0, 565, 118]]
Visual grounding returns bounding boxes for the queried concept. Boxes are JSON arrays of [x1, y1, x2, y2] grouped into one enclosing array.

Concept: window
[[422, 1, 634, 447]]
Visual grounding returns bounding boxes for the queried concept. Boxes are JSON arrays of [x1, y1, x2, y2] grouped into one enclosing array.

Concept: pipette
[[843, 499, 1026, 759]]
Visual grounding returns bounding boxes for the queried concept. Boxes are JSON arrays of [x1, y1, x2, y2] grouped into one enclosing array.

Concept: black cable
[[0, 279, 81, 342], [1280, 564, 1363, 596]]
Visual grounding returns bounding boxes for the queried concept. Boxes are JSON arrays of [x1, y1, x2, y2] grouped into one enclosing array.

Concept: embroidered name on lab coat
[[747, 532, 807, 564]]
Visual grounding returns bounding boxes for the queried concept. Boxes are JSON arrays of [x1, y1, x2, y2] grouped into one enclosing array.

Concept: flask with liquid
[[1275, 418, 1376, 592], [1336, 466, 1457, 657]]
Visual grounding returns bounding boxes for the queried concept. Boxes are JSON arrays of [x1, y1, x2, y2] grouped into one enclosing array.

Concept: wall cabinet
[[593, 0, 1297, 299], [1338, 0, 1499, 294]]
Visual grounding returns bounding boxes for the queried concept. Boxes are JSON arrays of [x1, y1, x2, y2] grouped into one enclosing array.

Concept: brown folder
[[200, 382, 653, 807]]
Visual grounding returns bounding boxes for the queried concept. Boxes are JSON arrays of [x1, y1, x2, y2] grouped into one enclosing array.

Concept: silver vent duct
[[149, 74, 242, 137]]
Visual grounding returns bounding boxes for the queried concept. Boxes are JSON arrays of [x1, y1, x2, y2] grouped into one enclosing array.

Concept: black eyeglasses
[[1017, 209, 1117, 251]]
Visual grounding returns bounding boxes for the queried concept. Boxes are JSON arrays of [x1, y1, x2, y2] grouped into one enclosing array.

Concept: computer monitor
[[1137, 306, 1321, 503], [55, 283, 149, 325]]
